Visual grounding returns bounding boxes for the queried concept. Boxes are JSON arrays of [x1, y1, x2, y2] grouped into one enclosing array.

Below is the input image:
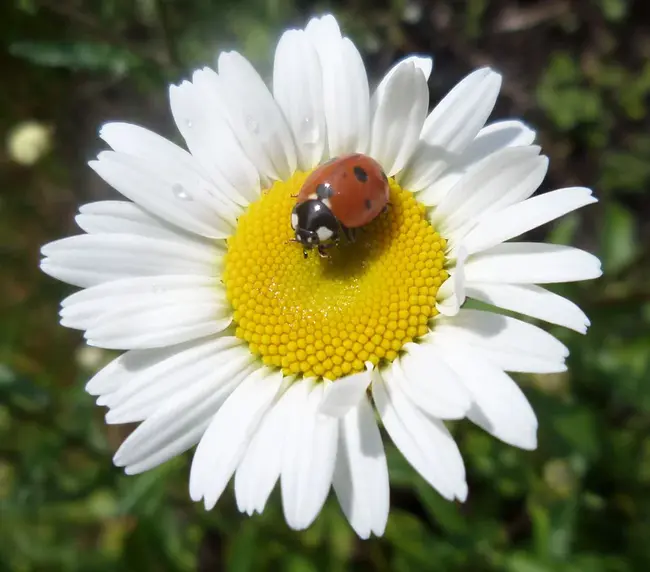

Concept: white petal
[[86, 351, 138, 396], [432, 146, 547, 237], [434, 341, 538, 449], [463, 119, 536, 158], [86, 337, 243, 398], [305, 15, 370, 156], [418, 119, 536, 205], [463, 243, 603, 284], [432, 308, 567, 373], [168, 73, 260, 204], [436, 245, 467, 316], [273, 30, 326, 170], [40, 233, 219, 289], [400, 68, 502, 191], [84, 302, 230, 350], [421, 67, 501, 138], [190, 367, 284, 509], [432, 332, 566, 374], [106, 351, 251, 428], [75, 201, 214, 246], [398, 342, 471, 419], [467, 283, 590, 334], [60, 274, 222, 331], [319, 369, 372, 418], [113, 356, 256, 473], [436, 308, 568, 360], [332, 397, 389, 539], [234, 379, 296, 515], [372, 369, 467, 501], [217, 51, 297, 181], [90, 151, 234, 238], [100, 122, 247, 214], [101, 341, 248, 423], [463, 187, 598, 254], [380, 55, 433, 83], [472, 347, 567, 374], [281, 381, 339, 530], [369, 60, 429, 175]]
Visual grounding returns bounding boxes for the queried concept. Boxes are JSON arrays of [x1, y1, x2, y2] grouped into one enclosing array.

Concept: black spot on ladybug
[[353, 166, 368, 182], [365, 199, 372, 210], [316, 183, 333, 199]]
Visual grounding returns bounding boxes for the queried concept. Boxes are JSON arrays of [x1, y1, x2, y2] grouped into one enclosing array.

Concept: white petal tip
[[512, 432, 537, 451], [123, 464, 145, 476], [435, 298, 460, 317], [203, 497, 217, 511], [455, 482, 469, 503], [354, 529, 371, 540], [104, 410, 132, 425], [286, 518, 311, 532], [98, 122, 119, 139]]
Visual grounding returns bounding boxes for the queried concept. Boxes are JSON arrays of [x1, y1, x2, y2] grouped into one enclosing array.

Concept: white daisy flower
[[40, 14, 602, 538]]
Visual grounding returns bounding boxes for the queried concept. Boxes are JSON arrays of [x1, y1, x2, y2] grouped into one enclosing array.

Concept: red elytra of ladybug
[[296, 154, 390, 228]]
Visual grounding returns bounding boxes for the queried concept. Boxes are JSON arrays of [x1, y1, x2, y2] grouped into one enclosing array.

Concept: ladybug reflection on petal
[[290, 154, 390, 257]]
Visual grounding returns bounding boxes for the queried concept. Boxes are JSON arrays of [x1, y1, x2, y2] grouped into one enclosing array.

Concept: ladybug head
[[291, 199, 340, 251]]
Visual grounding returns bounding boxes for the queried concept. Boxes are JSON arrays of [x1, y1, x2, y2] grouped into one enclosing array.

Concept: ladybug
[[290, 154, 390, 257]]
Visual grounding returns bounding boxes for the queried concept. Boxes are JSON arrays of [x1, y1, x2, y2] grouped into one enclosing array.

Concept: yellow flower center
[[223, 170, 448, 380]]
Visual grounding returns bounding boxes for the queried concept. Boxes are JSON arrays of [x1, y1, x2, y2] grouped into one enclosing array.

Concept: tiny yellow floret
[[223, 171, 448, 380]]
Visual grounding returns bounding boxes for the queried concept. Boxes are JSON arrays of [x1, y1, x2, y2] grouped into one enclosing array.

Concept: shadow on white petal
[[370, 60, 429, 175], [417, 119, 537, 207], [463, 242, 603, 284], [319, 368, 372, 418], [372, 368, 467, 501], [281, 381, 339, 530], [217, 51, 297, 181], [400, 68, 502, 191], [333, 397, 389, 539], [234, 377, 296, 516], [466, 282, 591, 334], [273, 29, 327, 171], [433, 339, 538, 450], [436, 246, 468, 316], [189, 367, 284, 509]]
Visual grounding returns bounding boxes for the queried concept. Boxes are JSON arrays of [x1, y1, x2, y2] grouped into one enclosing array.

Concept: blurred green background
[[1, 0, 649, 570]]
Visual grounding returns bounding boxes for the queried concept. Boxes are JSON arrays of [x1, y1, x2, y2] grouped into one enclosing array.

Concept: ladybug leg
[[342, 225, 357, 243], [382, 201, 392, 214], [317, 244, 332, 258], [317, 240, 339, 258]]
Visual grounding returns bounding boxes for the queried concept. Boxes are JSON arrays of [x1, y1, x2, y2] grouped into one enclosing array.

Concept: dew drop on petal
[[185, 119, 193, 128], [245, 115, 260, 134], [172, 182, 192, 201], [300, 116, 320, 146]]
